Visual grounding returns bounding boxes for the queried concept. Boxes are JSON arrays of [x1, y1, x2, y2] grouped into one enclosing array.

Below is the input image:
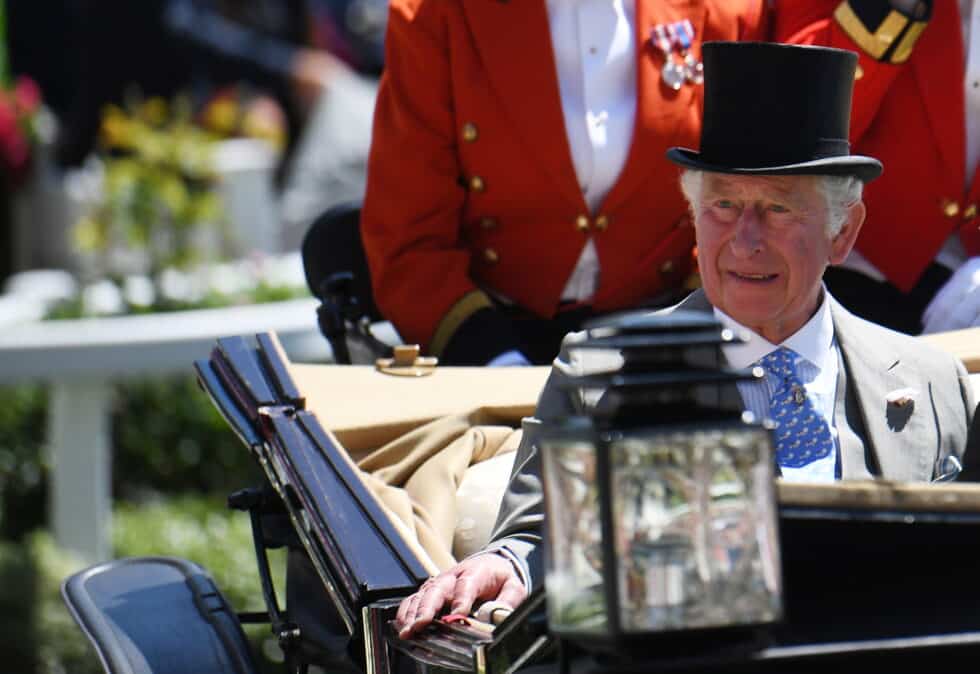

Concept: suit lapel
[[671, 288, 711, 312], [602, 0, 704, 211], [831, 300, 935, 481], [462, 0, 584, 206], [833, 347, 874, 480], [912, 1, 965, 186]]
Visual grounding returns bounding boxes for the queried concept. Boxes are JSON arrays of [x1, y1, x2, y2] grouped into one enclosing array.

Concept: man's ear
[[828, 200, 866, 265]]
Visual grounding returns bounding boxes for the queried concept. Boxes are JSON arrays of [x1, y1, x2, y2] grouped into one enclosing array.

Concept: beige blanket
[[355, 408, 522, 571]]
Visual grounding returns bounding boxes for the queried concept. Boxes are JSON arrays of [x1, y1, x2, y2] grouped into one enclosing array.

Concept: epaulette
[[833, 0, 931, 64]]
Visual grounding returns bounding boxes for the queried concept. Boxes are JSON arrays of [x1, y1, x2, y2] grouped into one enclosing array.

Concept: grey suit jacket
[[487, 290, 978, 587]]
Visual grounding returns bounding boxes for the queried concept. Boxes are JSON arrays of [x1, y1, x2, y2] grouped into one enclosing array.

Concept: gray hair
[[679, 169, 863, 236]]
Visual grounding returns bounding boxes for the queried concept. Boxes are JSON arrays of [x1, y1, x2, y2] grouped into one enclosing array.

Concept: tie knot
[[758, 347, 799, 378]]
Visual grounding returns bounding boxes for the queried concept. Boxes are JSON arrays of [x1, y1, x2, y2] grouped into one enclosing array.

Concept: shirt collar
[[715, 288, 836, 371]]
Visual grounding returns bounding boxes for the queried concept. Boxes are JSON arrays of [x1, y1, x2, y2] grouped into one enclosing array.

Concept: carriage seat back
[[62, 556, 258, 674]]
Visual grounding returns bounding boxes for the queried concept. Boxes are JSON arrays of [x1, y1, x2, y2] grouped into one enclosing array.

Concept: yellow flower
[[203, 98, 239, 135], [140, 97, 169, 126], [74, 215, 107, 252], [100, 105, 132, 149]]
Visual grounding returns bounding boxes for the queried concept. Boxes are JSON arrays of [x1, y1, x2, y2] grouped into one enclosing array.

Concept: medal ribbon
[[650, 24, 673, 56], [673, 20, 694, 52]]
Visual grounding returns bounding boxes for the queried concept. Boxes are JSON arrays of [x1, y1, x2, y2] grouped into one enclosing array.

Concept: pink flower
[[0, 97, 30, 176], [13, 76, 41, 116], [0, 98, 19, 140]]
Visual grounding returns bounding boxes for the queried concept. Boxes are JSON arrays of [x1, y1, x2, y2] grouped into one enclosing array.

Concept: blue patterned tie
[[758, 347, 835, 468]]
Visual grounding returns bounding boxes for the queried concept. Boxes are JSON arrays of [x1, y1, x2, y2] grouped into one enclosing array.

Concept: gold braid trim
[[833, 2, 928, 64], [891, 19, 927, 64], [428, 290, 494, 357]]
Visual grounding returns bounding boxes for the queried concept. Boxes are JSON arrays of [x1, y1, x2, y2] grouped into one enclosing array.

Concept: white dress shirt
[[714, 293, 841, 483], [842, 0, 979, 279], [545, 0, 637, 301]]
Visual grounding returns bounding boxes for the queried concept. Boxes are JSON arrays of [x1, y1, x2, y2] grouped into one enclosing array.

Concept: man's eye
[[768, 204, 790, 213], [715, 200, 734, 209]]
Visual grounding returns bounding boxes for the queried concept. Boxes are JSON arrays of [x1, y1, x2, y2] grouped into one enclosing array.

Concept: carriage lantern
[[537, 310, 782, 654]]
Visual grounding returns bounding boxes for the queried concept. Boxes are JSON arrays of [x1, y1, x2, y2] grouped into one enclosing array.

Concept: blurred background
[[0, 1, 386, 670]]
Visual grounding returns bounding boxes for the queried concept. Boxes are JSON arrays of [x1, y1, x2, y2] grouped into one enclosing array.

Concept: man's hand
[[395, 553, 527, 639], [922, 258, 980, 333]]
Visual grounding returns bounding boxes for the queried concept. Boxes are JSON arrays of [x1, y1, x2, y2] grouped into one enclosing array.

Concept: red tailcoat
[[362, 0, 768, 353]]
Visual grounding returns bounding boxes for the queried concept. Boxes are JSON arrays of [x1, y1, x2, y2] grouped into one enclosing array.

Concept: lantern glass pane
[[610, 425, 781, 632], [541, 439, 608, 634]]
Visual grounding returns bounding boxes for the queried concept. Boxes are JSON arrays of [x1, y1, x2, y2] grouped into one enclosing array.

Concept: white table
[[0, 298, 330, 562]]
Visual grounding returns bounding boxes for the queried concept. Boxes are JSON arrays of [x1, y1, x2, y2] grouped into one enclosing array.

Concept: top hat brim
[[667, 147, 883, 183]]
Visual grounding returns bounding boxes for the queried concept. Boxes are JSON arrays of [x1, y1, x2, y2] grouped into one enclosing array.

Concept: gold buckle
[[375, 344, 438, 377]]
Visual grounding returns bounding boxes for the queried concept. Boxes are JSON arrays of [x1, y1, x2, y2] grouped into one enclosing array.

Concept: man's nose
[[728, 208, 764, 258]]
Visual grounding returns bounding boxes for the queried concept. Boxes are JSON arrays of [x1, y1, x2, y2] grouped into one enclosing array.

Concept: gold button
[[483, 248, 499, 264], [462, 122, 478, 142], [854, 64, 864, 81], [660, 259, 675, 274], [594, 214, 609, 231], [965, 204, 978, 219], [480, 216, 498, 229], [943, 200, 961, 218], [469, 176, 485, 192], [575, 214, 590, 232]]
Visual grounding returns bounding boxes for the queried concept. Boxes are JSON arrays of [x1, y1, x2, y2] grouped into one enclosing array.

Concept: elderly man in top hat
[[394, 41, 979, 638]]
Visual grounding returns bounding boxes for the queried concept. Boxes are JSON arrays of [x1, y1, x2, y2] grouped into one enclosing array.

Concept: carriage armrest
[[381, 588, 553, 674]]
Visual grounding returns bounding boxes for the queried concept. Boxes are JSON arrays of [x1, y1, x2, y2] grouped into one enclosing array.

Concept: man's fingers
[[494, 574, 528, 610], [396, 590, 423, 632], [451, 554, 527, 614], [449, 572, 483, 615], [396, 554, 528, 639], [398, 575, 458, 637], [413, 578, 452, 626]]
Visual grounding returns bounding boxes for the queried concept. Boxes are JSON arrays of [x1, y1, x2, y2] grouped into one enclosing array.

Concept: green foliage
[[0, 383, 48, 540], [110, 375, 264, 501], [0, 532, 102, 674], [0, 373, 264, 539], [0, 537, 40, 673], [31, 534, 98, 674]]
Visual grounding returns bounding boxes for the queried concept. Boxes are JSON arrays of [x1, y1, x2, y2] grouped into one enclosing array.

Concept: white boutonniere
[[885, 387, 919, 408]]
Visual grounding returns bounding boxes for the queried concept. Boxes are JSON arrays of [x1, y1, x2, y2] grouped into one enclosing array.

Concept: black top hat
[[667, 42, 882, 182]]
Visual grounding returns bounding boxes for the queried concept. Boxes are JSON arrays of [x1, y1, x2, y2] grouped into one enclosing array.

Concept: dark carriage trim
[[195, 332, 430, 639], [194, 358, 263, 450], [297, 411, 431, 584]]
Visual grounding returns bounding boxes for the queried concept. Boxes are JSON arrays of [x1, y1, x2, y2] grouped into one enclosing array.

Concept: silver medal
[[684, 53, 704, 85], [662, 58, 685, 91]]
